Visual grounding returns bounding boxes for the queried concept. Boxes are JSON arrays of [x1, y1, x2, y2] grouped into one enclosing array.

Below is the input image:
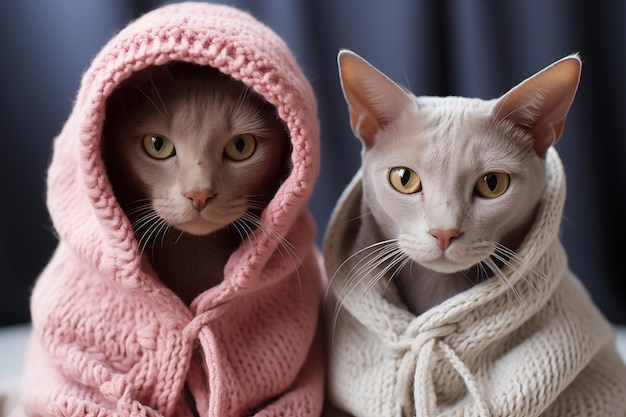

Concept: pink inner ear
[[493, 55, 581, 158], [348, 106, 379, 147], [338, 50, 413, 148]]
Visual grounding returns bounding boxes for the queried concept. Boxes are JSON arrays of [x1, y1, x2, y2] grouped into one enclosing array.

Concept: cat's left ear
[[493, 54, 581, 158], [338, 50, 414, 148]]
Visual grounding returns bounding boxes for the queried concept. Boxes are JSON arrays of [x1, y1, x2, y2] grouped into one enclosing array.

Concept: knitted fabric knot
[[393, 323, 490, 417], [99, 374, 130, 402], [183, 309, 223, 344], [100, 373, 164, 417]]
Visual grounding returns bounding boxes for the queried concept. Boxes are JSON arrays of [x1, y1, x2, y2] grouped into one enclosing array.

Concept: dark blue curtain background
[[1, 1, 625, 326]]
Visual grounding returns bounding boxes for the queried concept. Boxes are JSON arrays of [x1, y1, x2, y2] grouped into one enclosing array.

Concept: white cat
[[323, 50, 626, 417], [334, 50, 578, 316]]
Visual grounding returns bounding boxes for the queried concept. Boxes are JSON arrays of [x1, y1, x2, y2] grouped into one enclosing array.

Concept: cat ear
[[338, 50, 413, 148], [493, 54, 581, 158]]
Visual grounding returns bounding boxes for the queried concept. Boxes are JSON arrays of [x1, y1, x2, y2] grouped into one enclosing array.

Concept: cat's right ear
[[493, 54, 581, 158], [338, 50, 413, 148]]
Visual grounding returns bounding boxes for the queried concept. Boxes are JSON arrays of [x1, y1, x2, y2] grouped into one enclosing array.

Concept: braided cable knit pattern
[[12, 3, 325, 417], [323, 148, 626, 417]]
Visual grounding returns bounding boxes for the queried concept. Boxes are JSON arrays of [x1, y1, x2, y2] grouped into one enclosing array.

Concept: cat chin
[[172, 220, 226, 236], [415, 256, 482, 275]]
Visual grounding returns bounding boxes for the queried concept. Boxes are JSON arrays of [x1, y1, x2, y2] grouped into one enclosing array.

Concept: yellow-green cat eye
[[224, 133, 256, 161], [475, 172, 510, 198], [389, 167, 422, 194], [142, 134, 175, 159]]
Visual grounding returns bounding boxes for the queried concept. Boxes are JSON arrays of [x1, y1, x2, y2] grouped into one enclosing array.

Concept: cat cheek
[[398, 234, 449, 267]]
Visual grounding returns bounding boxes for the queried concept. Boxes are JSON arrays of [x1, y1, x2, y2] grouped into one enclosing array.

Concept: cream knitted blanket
[[323, 148, 626, 416]]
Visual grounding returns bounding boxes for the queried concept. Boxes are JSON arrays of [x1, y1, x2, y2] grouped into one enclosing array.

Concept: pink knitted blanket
[[11, 3, 325, 416]]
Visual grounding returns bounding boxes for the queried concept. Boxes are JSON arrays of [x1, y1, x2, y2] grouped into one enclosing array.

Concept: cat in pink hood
[[10, 2, 325, 416]]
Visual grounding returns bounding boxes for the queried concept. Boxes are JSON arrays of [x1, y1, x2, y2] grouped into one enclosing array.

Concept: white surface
[[0, 324, 30, 379], [0, 323, 30, 417], [616, 325, 626, 361]]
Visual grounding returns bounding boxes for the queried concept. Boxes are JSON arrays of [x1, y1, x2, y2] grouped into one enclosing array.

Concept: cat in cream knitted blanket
[[323, 50, 626, 416]]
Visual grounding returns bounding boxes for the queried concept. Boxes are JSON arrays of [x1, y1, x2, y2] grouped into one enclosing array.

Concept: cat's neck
[[147, 226, 242, 305], [392, 258, 480, 316]]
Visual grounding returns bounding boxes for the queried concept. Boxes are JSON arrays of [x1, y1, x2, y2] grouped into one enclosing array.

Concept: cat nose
[[429, 228, 461, 251], [184, 189, 216, 211]]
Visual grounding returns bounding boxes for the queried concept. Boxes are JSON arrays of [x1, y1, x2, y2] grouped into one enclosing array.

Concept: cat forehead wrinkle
[[415, 95, 487, 107], [229, 109, 278, 138]]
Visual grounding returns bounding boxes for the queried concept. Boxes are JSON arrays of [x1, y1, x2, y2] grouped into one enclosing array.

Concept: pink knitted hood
[[14, 3, 324, 416]]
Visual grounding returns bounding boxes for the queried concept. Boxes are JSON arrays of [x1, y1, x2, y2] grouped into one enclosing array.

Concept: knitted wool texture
[[323, 148, 626, 417], [12, 3, 325, 417]]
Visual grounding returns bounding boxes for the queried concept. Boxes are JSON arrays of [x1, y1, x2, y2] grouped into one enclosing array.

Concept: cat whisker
[[326, 239, 395, 304], [346, 210, 374, 224], [338, 242, 399, 300], [244, 202, 270, 215], [380, 256, 412, 300], [132, 212, 162, 238], [482, 256, 527, 309], [230, 217, 251, 244], [173, 230, 185, 245], [359, 245, 406, 301], [482, 242, 555, 315], [237, 215, 266, 251], [119, 199, 175, 257], [254, 212, 302, 269], [237, 209, 300, 266], [130, 209, 170, 256], [122, 201, 153, 220], [418, 267, 441, 295], [328, 239, 402, 344], [240, 203, 296, 250], [130, 211, 158, 235], [491, 243, 550, 284], [143, 219, 170, 259], [237, 210, 305, 304], [455, 269, 475, 287], [128, 71, 169, 118], [158, 222, 172, 253], [234, 85, 252, 116], [476, 262, 492, 282]]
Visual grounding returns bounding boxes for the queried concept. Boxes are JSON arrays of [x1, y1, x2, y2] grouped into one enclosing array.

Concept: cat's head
[[102, 63, 290, 238], [338, 50, 580, 274]]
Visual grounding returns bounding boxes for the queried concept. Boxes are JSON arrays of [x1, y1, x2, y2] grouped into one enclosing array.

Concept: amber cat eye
[[475, 172, 510, 198], [224, 133, 257, 161], [142, 134, 176, 159], [389, 167, 422, 194]]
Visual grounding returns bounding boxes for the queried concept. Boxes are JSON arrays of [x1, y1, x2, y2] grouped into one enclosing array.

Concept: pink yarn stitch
[[12, 3, 325, 416]]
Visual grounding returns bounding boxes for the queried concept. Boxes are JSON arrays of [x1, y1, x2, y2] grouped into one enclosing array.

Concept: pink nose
[[183, 189, 216, 211], [429, 228, 461, 251]]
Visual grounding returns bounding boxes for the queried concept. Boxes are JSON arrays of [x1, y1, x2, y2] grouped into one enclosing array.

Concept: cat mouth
[[399, 241, 473, 273]]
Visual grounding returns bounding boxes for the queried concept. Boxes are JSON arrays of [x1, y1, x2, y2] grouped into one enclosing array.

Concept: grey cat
[[103, 62, 290, 305]]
